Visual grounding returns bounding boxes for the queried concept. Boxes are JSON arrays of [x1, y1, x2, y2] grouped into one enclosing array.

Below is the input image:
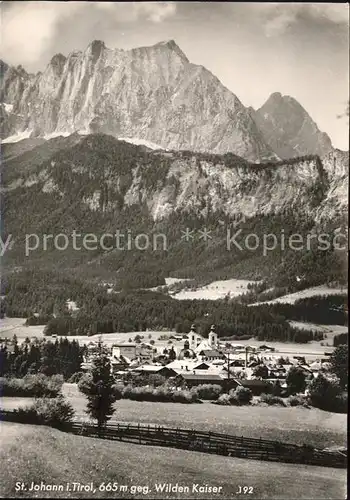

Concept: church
[[177, 325, 225, 362]]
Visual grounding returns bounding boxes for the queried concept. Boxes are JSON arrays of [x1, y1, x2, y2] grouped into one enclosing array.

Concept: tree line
[[0, 335, 84, 379]]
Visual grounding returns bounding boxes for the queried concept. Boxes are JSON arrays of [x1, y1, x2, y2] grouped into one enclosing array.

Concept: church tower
[[208, 324, 218, 348], [189, 324, 197, 350]]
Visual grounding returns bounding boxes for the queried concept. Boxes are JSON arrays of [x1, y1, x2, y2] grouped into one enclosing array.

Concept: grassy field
[[0, 317, 45, 341], [0, 422, 346, 499], [2, 383, 345, 449], [250, 285, 347, 306], [172, 279, 257, 300]]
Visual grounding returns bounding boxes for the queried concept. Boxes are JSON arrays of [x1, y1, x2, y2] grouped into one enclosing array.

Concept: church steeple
[[209, 324, 218, 347], [189, 324, 197, 350]]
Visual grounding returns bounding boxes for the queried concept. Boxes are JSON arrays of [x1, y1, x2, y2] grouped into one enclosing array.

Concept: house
[[166, 360, 211, 373], [197, 349, 225, 361], [112, 343, 137, 360], [229, 359, 245, 367], [133, 365, 177, 378], [176, 373, 240, 390], [110, 354, 131, 374], [176, 373, 226, 388], [112, 342, 154, 362]]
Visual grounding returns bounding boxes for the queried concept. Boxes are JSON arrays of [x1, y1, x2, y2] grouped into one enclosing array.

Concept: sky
[[1, 1, 349, 149]]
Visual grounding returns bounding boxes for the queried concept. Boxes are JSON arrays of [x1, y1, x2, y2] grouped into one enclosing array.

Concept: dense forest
[[1, 269, 340, 343], [268, 295, 348, 325]]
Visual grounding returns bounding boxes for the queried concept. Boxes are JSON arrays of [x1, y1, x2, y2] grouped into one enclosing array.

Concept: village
[[81, 325, 333, 396]]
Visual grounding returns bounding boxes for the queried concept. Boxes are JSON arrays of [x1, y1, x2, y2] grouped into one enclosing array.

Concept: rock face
[[251, 92, 333, 159], [317, 148, 349, 222], [0, 40, 277, 161], [2, 133, 340, 225]]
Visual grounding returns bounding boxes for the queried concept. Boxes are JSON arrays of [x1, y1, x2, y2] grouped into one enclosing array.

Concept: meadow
[[0, 422, 346, 499], [2, 383, 345, 449], [250, 284, 347, 306]]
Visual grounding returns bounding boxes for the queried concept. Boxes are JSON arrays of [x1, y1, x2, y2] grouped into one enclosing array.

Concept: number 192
[[236, 486, 254, 495]]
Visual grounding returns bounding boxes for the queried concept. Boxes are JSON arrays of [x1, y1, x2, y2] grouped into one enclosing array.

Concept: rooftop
[[177, 373, 224, 381]]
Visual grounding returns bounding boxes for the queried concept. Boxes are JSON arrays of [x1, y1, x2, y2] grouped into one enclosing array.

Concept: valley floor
[[1, 317, 344, 358], [0, 422, 346, 499]]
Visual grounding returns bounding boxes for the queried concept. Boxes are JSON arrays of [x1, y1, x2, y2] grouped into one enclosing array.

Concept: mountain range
[[1, 40, 348, 290], [0, 39, 341, 162]]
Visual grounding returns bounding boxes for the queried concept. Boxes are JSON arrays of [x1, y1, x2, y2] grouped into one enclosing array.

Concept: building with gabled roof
[[197, 349, 225, 361], [133, 365, 177, 378], [166, 359, 211, 373]]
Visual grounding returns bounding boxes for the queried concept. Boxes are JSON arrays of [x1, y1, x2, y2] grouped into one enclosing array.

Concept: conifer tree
[[81, 338, 116, 434]]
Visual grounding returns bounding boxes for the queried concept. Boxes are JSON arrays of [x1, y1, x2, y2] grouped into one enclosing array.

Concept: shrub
[[215, 394, 232, 406], [190, 384, 222, 400], [172, 389, 199, 404], [259, 393, 286, 406], [229, 386, 253, 405], [287, 395, 310, 408], [77, 373, 93, 395], [308, 373, 346, 412], [13, 395, 75, 427], [0, 374, 63, 397], [119, 384, 199, 404], [112, 383, 124, 400]]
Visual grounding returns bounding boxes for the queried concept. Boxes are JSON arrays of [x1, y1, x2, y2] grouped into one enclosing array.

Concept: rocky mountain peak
[[252, 92, 333, 159], [85, 40, 106, 60], [49, 53, 67, 75], [155, 39, 190, 62]]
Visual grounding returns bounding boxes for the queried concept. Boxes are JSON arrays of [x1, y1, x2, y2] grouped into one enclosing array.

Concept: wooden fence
[[70, 421, 346, 468], [1, 410, 346, 469]]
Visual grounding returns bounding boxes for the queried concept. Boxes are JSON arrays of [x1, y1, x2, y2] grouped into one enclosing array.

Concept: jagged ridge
[[1, 40, 277, 162]]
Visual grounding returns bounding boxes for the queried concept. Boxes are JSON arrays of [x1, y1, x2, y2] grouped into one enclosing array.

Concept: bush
[[172, 389, 199, 404], [308, 373, 346, 412], [0, 374, 63, 397], [190, 384, 222, 400], [287, 395, 310, 408], [214, 394, 232, 406], [259, 393, 286, 406], [13, 395, 75, 427], [229, 386, 253, 405], [112, 383, 125, 400], [77, 373, 93, 395], [118, 384, 199, 404]]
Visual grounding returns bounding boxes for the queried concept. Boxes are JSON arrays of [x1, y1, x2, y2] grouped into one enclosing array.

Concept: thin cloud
[[0, 2, 177, 66], [240, 3, 349, 37], [135, 2, 176, 23]]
